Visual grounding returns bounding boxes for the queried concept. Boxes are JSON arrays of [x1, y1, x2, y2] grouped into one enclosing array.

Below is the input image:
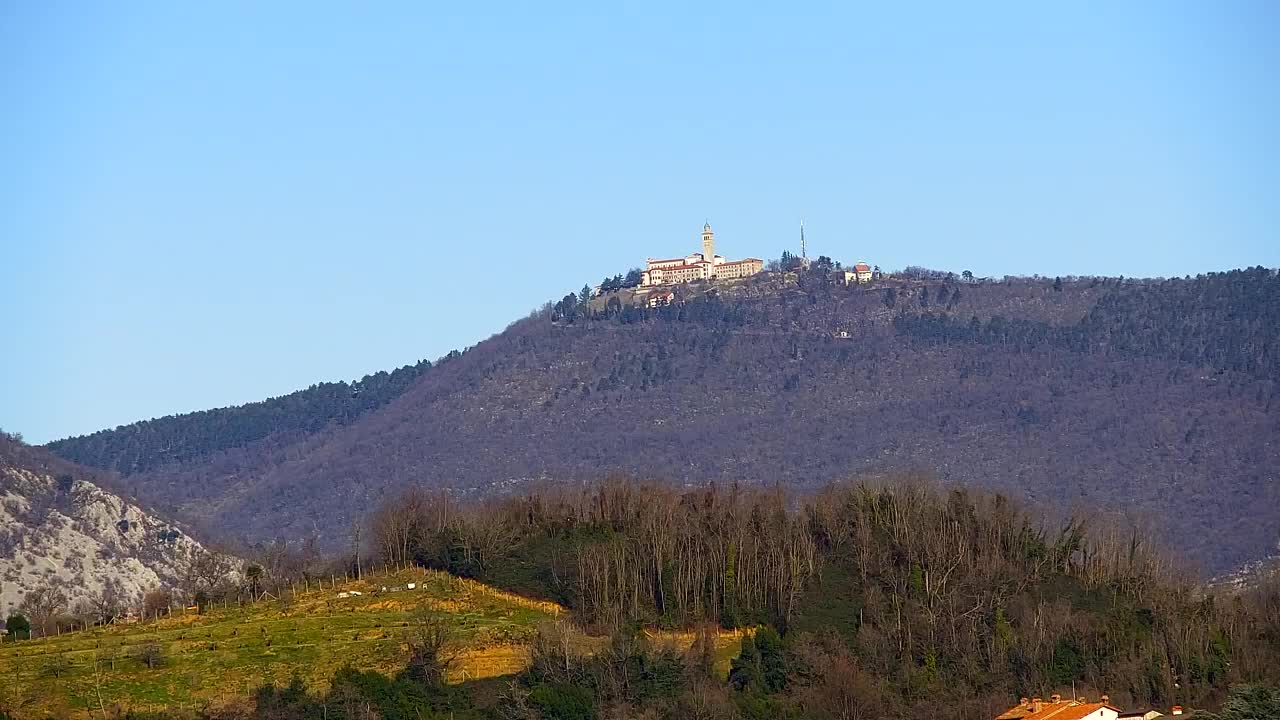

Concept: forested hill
[[892, 267, 1280, 381], [47, 359, 433, 474], [46, 267, 1280, 574]]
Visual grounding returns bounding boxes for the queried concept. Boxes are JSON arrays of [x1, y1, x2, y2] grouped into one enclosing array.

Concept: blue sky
[[2, 1, 1278, 444]]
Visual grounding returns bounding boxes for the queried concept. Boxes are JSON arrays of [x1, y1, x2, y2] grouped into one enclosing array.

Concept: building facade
[[641, 223, 763, 287], [839, 262, 874, 285], [646, 290, 676, 308]]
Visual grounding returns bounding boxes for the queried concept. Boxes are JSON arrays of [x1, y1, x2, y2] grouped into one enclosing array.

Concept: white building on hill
[[641, 223, 763, 287]]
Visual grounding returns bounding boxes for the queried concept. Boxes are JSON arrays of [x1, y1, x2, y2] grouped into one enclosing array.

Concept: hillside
[[45, 267, 1280, 573], [0, 567, 558, 718], [0, 435, 222, 622], [47, 360, 433, 475], [9, 480, 1275, 720], [0, 565, 744, 719]]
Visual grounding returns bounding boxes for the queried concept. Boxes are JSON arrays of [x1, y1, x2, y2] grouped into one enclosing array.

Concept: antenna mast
[[800, 219, 807, 260]]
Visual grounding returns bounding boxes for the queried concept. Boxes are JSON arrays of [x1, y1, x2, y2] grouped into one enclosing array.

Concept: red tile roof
[[997, 700, 1118, 720]]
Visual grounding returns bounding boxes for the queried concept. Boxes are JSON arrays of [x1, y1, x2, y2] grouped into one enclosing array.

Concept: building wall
[[640, 225, 762, 287], [643, 263, 711, 286], [717, 259, 763, 279], [648, 258, 686, 270]]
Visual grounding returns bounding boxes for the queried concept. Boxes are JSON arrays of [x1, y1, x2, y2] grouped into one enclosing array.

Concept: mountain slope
[[46, 268, 1280, 573], [0, 566, 567, 719], [0, 435, 219, 620]]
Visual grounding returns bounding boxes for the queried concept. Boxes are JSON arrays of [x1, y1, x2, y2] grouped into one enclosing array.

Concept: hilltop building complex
[[839, 263, 873, 284], [640, 223, 763, 287]]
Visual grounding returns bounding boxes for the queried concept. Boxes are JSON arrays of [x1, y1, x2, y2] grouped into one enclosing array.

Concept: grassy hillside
[[0, 567, 746, 719], [44, 269, 1280, 573], [0, 568, 557, 718]]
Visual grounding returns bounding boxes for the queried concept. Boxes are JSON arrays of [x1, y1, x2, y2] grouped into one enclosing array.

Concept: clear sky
[[2, 2, 1278, 444]]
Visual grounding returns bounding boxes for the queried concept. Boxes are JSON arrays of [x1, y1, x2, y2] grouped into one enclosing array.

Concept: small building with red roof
[[996, 695, 1121, 720]]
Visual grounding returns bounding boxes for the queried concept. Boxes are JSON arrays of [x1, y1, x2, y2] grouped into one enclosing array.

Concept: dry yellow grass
[[643, 626, 752, 647], [644, 627, 752, 676], [452, 577, 565, 616], [448, 645, 534, 682]]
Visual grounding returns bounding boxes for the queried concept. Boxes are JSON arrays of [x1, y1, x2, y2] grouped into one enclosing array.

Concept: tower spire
[[800, 219, 807, 260]]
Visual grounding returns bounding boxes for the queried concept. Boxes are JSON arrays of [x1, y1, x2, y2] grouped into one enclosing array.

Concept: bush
[[1207, 685, 1280, 720], [528, 683, 594, 720]]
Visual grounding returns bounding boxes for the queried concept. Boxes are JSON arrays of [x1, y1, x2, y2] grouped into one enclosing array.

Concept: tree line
[[7, 474, 1277, 719], [360, 475, 1280, 716], [47, 359, 436, 475], [893, 268, 1280, 384]]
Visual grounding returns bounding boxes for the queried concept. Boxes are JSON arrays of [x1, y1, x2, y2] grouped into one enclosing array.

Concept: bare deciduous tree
[[18, 583, 67, 638], [402, 609, 457, 687]]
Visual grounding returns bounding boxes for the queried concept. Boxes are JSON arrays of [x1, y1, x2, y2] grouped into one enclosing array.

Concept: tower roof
[[703, 222, 712, 232]]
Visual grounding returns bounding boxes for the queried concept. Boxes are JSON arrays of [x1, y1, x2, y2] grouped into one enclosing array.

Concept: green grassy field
[[0, 568, 745, 719], [0, 568, 563, 718]]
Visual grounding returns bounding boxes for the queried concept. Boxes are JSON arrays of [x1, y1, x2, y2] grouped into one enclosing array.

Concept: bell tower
[[701, 222, 715, 262]]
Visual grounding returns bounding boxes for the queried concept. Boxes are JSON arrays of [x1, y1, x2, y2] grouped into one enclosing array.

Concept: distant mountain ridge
[[48, 358, 433, 474], [43, 267, 1280, 573]]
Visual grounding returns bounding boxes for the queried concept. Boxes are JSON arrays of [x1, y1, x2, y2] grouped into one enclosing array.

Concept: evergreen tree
[[1206, 685, 1280, 720], [4, 614, 30, 640], [729, 634, 762, 691], [755, 627, 788, 692]]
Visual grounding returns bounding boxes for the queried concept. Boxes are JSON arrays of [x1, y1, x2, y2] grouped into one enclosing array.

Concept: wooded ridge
[[42, 267, 1280, 574]]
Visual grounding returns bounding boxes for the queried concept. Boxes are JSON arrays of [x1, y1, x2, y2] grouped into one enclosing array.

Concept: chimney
[[1172, 706, 1184, 715], [1032, 698, 1043, 713], [1051, 694, 1062, 704], [1101, 695, 1110, 705], [1020, 698, 1030, 708]]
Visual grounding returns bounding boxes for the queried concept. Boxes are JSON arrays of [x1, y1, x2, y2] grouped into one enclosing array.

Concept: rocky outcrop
[[0, 463, 219, 619]]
